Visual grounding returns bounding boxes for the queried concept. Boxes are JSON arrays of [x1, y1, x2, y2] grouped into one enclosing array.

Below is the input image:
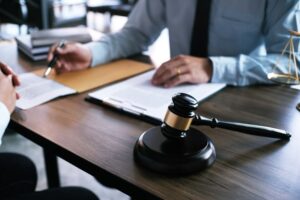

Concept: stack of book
[[16, 26, 92, 61]]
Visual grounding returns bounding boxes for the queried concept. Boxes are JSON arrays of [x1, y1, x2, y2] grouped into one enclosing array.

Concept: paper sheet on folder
[[88, 71, 226, 122], [16, 59, 153, 109]]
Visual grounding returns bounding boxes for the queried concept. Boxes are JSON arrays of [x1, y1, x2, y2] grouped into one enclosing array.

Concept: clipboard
[[87, 71, 226, 124]]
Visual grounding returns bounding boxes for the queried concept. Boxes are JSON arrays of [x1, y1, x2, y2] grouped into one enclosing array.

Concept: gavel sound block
[[134, 93, 290, 175]]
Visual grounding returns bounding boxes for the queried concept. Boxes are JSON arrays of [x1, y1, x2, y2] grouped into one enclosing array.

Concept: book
[[15, 35, 49, 61], [16, 59, 153, 109], [88, 71, 226, 123], [16, 27, 94, 61], [31, 26, 92, 47]]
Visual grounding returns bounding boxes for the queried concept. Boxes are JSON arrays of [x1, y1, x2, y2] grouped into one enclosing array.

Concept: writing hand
[[47, 42, 92, 74]]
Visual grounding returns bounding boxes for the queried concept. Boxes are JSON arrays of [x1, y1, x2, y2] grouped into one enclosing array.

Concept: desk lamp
[[134, 93, 291, 175]]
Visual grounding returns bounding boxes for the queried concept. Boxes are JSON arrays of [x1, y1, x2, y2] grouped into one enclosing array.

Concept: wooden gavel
[[134, 93, 290, 175], [163, 93, 291, 140]]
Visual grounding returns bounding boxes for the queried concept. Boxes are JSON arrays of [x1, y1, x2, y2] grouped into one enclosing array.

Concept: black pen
[[43, 40, 65, 78]]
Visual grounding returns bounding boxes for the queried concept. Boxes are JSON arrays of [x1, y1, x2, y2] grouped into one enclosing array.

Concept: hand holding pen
[[46, 42, 92, 75], [43, 40, 65, 77]]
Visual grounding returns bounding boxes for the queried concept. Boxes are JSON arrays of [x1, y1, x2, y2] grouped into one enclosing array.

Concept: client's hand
[[0, 62, 20, 100], [48, 42, 92, 74], [151, 55, 213, 88], [0, 62, 20, 87], [0, 68, 17, 113]]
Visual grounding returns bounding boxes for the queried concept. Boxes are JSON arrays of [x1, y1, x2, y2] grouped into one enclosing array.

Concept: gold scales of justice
[[267, 30, 300, 111]]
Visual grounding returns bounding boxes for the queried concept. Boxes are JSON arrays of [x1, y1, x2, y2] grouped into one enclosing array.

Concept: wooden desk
[[1, 41, 300, 200]]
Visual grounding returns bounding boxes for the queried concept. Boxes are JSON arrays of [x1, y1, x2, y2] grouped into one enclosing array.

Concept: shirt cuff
[[0, 101, 10, 146], [209, 56, 238, 85], [85, 41, 110, 67]]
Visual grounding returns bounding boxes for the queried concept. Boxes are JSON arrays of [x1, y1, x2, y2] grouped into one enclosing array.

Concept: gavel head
[[162, 93, 198, 139]]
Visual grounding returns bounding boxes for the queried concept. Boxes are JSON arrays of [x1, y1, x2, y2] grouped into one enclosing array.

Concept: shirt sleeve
[[85, 0, 166, 67], [0, 101, 10, 146], [210, 0, 299, 86]]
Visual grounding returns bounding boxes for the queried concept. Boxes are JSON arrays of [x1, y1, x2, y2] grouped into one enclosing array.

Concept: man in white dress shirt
[[48, 0, 299, 87]]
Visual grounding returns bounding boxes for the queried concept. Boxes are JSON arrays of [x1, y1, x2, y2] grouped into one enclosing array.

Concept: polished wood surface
[[2, 41, 300, 200]]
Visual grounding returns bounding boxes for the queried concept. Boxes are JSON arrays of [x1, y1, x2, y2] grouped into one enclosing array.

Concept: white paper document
[[16, 73, 76, 109], [88, 71, 226, 122], [291, 85, 300, 90]]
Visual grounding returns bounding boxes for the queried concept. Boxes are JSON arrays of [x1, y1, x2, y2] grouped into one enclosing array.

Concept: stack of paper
[[31, 26, 92, 47], [16, 35, 49, 61]]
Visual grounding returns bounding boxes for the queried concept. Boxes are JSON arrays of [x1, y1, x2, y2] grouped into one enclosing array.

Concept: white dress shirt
[[86, 0, 300, 86], [0, 101, 10, 146]]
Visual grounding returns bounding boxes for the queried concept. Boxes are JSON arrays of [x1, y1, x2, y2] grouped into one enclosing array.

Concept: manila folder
[[34, 59, 154, 93]]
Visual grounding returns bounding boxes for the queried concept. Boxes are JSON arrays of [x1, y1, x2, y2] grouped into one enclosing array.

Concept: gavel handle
[[193, 115, 291, 140]]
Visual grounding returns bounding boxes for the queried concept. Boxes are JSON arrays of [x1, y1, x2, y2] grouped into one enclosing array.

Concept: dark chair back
[[26, 0, 87, 30], [0, 0, 27, 25]]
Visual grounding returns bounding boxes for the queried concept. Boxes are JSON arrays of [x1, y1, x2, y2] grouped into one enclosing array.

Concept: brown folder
[[34, 59, 154, 93]]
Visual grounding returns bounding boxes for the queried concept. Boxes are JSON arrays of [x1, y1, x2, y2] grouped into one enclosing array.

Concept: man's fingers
[[7, 75, 16, 92], [152, 65, 185, 85], [152, 59, 187, 85], [12, 75, 21, 87], [56, 61, 71, 74], [47, 43, 59, 62], [153, 60, 177, 79], [152, 55, 188, 79], [0, 62, 13, 75], [163, 73, 190, 88], [8, 75, 17, 109], [16, 92, 20, 100], [152, 64, 190, 86], [50, 43, 76, 74], [0, 62, 21, 87], [54, 60, 63, 74], [0, 68, 4, 78], [58, 66, 71, 74], [0, 62, 17, 77], [55, 43, 76, 55], [47, 42, 70, 62]]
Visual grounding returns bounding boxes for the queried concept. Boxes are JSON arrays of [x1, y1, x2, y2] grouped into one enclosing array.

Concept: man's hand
[[151, 55, 213, 88], [0, 62, 20, 100], [0, 70, 17, 113], [0, 62, 20, 87], [48, 42, 92, 74]]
